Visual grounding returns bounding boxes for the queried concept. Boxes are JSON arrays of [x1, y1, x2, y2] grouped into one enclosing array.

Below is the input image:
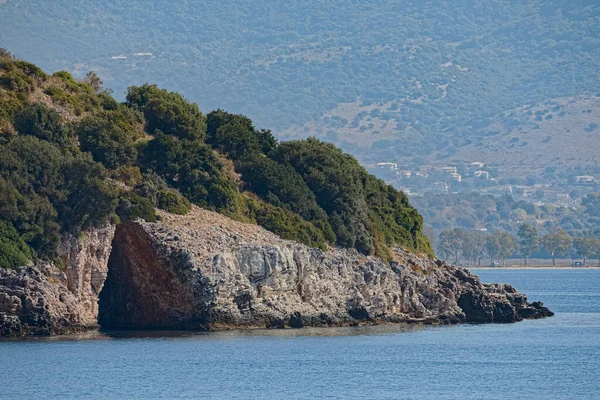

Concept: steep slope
[[0, 54, 553, 337]]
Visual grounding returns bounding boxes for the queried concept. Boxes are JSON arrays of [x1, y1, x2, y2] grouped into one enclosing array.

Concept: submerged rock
[[1, 207, 552, 337]]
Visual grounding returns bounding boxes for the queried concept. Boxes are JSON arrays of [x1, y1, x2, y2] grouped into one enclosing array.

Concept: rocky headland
[[0, 207, 552, 337]]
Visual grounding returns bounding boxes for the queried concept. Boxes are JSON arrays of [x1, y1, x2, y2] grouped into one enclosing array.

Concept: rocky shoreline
[[0, 207, 553, 337], [0, 226, 115, 336]]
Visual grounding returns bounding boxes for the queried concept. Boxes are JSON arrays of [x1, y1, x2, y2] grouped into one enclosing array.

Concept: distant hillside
[[294, 95, 600, 175], [1, 0, 598, 173], [449, 96, 600, 175]]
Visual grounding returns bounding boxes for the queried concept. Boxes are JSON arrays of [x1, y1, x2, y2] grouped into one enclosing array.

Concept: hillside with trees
[[414, 190, 600, 253], [420, 190, 600, 265], [0, 0, 598, 186], [0, 52, 432, 269], [413, 191, 600, 237], [435, 224, 600, 267]]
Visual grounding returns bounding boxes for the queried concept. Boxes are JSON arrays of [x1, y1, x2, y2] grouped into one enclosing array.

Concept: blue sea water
[[1, 269, 599, 399]]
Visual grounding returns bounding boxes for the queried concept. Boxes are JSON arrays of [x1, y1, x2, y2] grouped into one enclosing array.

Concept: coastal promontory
[[0, 54, 551, 336]]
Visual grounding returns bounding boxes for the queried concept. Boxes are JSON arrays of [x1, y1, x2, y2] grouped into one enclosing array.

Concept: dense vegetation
[[413, 192, 600, 237], [437, 225, 600, 267], [413, 191, 600, 264], [1, 0, 597, 166], [0, 54, 432, 269]]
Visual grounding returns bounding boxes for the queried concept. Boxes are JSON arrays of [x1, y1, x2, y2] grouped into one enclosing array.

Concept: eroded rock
[[0, 226, 115, 336], [97, 208, 553, 330], [0, 206, 552, 337]]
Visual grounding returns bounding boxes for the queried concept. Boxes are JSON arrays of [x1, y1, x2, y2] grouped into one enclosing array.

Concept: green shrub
[[244, 195, 327, 250], [236, 154, 335, 243], [0, 136, 118, 258], [43, 85, 71, 105], [46, 71, 110, 114], [271, 138, 431, 256], [98, 92, 118, 110], [111, 165, 143, 186], [13, 102, 71, 145], [141, 132, 240, 213], [133, 173, 190, 215], [157, 189, 191, 215], [52, 70, 76, 83], [75, 110, 140, 169], [116, 192, 157, 222], [133, 173, 166, 205], [57, 154, 119, 232], [0, 120, 16, 138], [0, 71, 34, 93], [0, 221, 34, 269], [206, 110, 277, 159], [13, 61, 47, 79], [126, 84, 206, 140], [0, 93, 23, 121]]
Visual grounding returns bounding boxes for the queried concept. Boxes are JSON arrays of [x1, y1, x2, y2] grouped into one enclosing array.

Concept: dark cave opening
[[97, 222, 202, 330]]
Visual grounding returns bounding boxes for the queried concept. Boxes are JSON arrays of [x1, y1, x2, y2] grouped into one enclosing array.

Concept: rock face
[[98, 208, 552, 330], [1, 207, 552, 336], [0, 226, 115, 336]]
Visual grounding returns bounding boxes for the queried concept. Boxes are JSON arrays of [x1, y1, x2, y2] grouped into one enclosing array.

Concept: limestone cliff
[[0, 226, 115, 336], [98, 207, 552, 330], [1, 207, 552, 337]]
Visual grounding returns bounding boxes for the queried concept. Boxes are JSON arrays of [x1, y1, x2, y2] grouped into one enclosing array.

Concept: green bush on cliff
[[126, 84, 206, 141], [13, 103, 71, 146], [0, 136, 118, 260], [75, 109, 143, 169], [44, 70, 111, 115], [206, 110, 277, 160], [243, 195, 327, 251], [271, 138, 432, 256], [57, 154, 119, 232], [236, 155, 336, 243], [0, 70, 35, 94], [0, 221, 34, 270], [116, 192, 157, 223], [0, 93, 23, 122], [140, 132, 240, 214], [156, 190, 191, 215], [133, 174, 191, 215]]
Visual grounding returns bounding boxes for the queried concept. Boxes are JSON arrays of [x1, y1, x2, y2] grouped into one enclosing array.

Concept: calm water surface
[[1, 269, 599, 399]]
